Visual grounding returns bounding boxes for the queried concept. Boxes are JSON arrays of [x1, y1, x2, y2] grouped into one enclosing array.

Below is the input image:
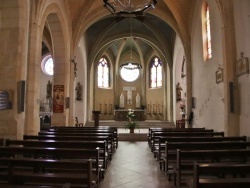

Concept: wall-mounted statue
[[75, 82, 82, 100], [46, 80, 52, 99], [176, 82, 182, 101]]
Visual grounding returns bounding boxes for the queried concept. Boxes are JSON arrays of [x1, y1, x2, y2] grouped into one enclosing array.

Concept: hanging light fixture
[[120, 17, 142, 70], [103, 0, 158, 14]]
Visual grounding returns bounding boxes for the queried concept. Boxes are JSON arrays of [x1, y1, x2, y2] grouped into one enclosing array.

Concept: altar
[[114, 109, 146, 121]]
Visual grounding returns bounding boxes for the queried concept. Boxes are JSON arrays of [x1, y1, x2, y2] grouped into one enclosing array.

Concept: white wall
[[191, 0, 224, 131], [233, 0, 250, 136], [39, 55, 53, 112], [74, 36, 88, 125], [173, 35, 186, 122]]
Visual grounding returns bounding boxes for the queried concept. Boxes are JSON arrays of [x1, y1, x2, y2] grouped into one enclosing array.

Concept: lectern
[[92, 111, 101, 127]]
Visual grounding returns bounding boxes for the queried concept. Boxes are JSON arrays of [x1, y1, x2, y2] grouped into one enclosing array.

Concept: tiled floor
[[100, 141, 175, 188]]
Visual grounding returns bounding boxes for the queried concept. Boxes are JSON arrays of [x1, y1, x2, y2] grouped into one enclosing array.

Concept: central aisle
[[100, 141, 175, 188]]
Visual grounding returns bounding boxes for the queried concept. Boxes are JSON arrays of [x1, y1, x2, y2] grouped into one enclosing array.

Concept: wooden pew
[[0, 158, 96, 188], [45, 128, 118, 149], [23, 135, 114, 160], [158, 136, 247, 167], [175, 149, 250, 188], [186, 162, 250, 188], [38, 131, 116, 153], [163, 141, 250, 180], [148, 127, 208, 147], [0, 146, 102, 185], [151, 131, 224, 153], [5, 140, 108, 170]]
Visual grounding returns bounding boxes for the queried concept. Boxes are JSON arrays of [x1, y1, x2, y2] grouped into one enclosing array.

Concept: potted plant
[[125, 109, 139, 133]]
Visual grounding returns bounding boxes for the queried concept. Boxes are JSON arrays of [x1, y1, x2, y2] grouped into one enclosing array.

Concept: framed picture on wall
[[236, 52, 249, 77], [215, 67, 223, 84]]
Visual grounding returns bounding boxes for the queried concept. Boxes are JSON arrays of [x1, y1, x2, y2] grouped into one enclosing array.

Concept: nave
[[100, 141, 174, 188]]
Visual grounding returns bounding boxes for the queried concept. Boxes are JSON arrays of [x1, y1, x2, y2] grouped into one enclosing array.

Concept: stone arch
[[25, 1, 72, 134]]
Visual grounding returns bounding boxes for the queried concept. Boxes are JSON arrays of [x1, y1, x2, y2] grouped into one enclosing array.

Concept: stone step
[[86, 120, 175, 128]]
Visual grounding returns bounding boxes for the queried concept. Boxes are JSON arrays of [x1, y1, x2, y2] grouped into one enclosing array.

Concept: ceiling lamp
[[103, 0, 158, 14], [120, 62, 142, 70]]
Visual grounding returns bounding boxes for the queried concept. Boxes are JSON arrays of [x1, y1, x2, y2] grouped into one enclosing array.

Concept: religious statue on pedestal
[[75, 82, 82, 100], [119, 93, 124, 108], [46, 80, 52, 99], [176, 82, 182, 101], [136, 93, 140, 108]]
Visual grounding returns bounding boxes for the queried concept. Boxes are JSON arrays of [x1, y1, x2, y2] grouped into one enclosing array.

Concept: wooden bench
[[151, 131, 224, 153], [5, 139, 108, 170], [175, 149, 250, 188], [0, 158, 96, 188], [45, 128, 118, 149], [157, 136, 247, 165], [23, 135, 114, 160], [0, 146, 102, 181], [148, 128, 209, 147], [186, 162, 250, 188], [163, 141, 250, 180]]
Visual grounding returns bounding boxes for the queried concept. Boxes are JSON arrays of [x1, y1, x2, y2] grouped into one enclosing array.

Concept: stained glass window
[[120, 62, 140, 82], [98, 57, 109, 88], [150, 57, 162, 88], [41, 54, 53, 76], [206, 4, 212, 59]]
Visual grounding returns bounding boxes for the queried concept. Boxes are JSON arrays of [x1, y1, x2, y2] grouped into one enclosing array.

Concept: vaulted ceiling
[[47, 0, 195, 66]]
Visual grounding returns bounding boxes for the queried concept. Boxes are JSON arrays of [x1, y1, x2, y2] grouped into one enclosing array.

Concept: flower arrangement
[[125, 109, 139, 132]]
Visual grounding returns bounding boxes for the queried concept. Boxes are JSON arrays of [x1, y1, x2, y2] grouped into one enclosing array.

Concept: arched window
[[98, 57, 109, 88], [202, 2, 212, 61], [150, 57, 162, 88], [41, 54, 54, 76]]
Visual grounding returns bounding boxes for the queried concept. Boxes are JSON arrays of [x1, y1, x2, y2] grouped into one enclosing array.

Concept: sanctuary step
[[85, 120, 175, 128], [118, 128, 148, 141]]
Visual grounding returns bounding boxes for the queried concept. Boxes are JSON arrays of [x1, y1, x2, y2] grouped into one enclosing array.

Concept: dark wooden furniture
[[0, 158, 96, 188], [175, 149, 250, 188], [23, 134, 114, 160], [186, 162, 250, 188], [163, 141, 250, 180], [5, 140, 108, 170], [74, 117, 83, 127], [148, 128, 210, 147], [0, 146, 101, 184], [45, 128, 118, 149], [151, 131, 224, 153]]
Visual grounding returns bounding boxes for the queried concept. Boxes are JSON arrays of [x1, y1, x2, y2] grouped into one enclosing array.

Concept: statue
[[46, 80, 52, 99], [75, 82, 82, 100], [119, 93, 124, 108], [176, 82, 182, 101], [136, 93, 140, 108]]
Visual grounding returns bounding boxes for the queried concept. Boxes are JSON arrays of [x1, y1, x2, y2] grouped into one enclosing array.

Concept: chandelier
[[120, 62, 142, 70], [103, 0, 158, 14]]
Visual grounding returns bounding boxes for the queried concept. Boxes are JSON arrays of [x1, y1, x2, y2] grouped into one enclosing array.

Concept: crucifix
[[123, 86, 136, 105]]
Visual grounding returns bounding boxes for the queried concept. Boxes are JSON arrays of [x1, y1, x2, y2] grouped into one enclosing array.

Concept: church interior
[[1, 0, 250, 187]]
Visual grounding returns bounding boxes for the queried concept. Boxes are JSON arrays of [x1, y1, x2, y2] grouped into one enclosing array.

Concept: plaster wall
[[74, 36, 88, 125], [173, 35, 186, 121], [0, 0, 29, 139], [233, 0, 250, 136], [191, 0, 224, 131]]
